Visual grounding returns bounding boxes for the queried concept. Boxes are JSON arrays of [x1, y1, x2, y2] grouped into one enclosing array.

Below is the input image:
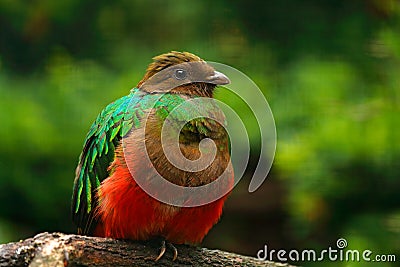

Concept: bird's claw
[[168, 242, 178, 261], [154, 239, 178, 261], [155, 240, 166, 261]]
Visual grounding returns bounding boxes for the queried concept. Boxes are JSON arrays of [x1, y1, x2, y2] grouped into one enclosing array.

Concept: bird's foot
[[155, 239, 178, 261]]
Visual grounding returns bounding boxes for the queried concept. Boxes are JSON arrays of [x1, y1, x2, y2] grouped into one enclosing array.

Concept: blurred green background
[[0, 0, 399, 266]]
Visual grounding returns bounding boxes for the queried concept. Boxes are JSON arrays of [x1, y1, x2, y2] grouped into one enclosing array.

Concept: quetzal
[[71, 51, 233, 261]]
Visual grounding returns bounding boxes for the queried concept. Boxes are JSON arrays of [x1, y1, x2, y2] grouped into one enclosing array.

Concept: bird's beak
[[207, 71, 230, 85]]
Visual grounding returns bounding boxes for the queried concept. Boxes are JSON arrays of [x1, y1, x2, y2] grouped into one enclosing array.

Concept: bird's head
[[137, 51, 230, 97]]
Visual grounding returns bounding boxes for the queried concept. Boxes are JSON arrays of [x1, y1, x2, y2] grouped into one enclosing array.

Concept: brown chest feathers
[[115, 109, 231, 188]]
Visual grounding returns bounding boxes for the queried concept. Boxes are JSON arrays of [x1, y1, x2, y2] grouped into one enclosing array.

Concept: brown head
[[137, 51, 230, 97]]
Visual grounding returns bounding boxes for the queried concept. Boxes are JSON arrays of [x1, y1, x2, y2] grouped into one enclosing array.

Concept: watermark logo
[[336, 238, 347, 249], [121, 61, 276, 207], [257, 238, 397, 263]]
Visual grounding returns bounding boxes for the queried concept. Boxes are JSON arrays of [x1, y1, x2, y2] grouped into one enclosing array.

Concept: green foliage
[[0, 1, 399, 266]]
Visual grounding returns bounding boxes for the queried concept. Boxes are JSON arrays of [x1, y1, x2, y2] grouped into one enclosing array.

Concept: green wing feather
[[71, 88, 146, 234]]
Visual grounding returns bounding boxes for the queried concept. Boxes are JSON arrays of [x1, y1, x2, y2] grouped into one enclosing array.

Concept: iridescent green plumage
[[72, 89, 136, 233]]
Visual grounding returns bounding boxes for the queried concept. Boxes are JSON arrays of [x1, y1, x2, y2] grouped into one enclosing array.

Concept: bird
[[71, 51, 233, 261]]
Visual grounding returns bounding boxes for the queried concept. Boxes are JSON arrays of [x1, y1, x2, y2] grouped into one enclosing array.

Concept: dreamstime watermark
[[121, 60, 276, 207], [257, 238, 397, 263]]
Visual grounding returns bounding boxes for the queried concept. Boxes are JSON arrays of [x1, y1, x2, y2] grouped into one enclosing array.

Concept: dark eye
[[174, 69, 187, 80]]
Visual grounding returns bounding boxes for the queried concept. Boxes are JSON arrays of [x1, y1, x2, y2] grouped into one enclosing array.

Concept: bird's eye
[[174, 69, 187, 80]]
